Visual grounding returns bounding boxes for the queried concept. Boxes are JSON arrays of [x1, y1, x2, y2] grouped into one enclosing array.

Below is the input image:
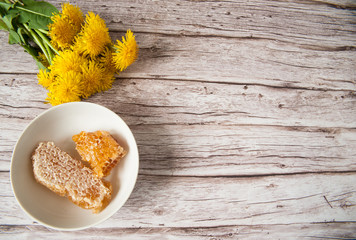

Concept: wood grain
[[44, 0, 356, 47], [1, 76, 356, 175], [2, 118, 356, 175], [132, 124, 356, 176], [1, 222, 356, 240], [1, 32, 356, 91], [1, 172, 356, 227], [0, 0, 355, 238], [1, 75, 356, 128], [0, 173, 356, 232]]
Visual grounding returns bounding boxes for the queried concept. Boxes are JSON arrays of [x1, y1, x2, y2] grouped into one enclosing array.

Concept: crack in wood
[[137, 171, 356, 178], [324, 195, 333, 208], [1, 72, 355, 92], [250, 193, 322, 205]]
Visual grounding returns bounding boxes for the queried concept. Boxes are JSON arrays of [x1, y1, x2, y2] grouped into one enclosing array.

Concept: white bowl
[[10, 102, 139, 230]]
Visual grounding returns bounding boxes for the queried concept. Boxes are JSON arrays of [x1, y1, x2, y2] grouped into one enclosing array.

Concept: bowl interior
[[10, 102, 139, 230]]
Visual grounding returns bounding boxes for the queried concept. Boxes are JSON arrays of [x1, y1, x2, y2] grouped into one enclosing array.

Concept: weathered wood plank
[[1, 172, 355, 227], [109, 174, 356, 228], [2, 119, 356, 175], [1, 31, 355, 91], [2, 118, 356, 175], [133, 124, 356, 176], [44, 0, 356, 48], [2, 117, 356, 175], [1, 222, 356, 240], [1, 75, 356, 128]]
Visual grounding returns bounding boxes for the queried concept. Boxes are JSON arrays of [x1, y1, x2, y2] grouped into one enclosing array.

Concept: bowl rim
[[10, 102, 139, 231]]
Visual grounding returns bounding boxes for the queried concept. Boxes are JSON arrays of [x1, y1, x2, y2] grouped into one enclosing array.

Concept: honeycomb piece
[[72, 130, 126, 178], [32, 142, 112, 213]]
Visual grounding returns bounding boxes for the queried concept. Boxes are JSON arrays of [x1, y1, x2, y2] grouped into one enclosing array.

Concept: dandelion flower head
[[49, 14, 78, 49], [46, 71, 83, 105], [50, 49, 87, 76], [99, 47, 117, 74], [113, 29, 138, 72], [75, 12, 112, 57], [49, 3, 84, 50], [99, 70, 115, 92], [37, 69, 54, 89], [61, 3, 84, 33], [80, 60, 104, 98], [97, 48, 116, 92]]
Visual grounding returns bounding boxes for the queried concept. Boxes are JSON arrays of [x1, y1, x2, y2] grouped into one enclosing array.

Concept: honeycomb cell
[[72, 130, 126, 178]]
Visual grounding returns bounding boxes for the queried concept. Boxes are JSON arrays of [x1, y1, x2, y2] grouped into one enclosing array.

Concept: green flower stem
[[37, 29, 49, 35], [17, 27, 26, 44], [34, 29, 53, 62], [35, 29, 59, 56], [23, 23, 51, 64], [5, 0, 24, 5], [44, 38, 52, 63]]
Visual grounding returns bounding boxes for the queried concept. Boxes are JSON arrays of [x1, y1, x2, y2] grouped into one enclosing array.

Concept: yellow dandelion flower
[[97, 48, 116, 92], [61, 3, 84, 33], [99, 47, 117, 74], [46, 71, 83, 105], [50, 49, 87, 76], [99, 70, 115, 92], [75, 12, 112, 57], [55, 71, 83, 102], [113, 29, 138, 72], [45, 91, 62, 106], [49, 14, 78, 49], [80, 60, 104, 98], [37, 69, 55, 89]]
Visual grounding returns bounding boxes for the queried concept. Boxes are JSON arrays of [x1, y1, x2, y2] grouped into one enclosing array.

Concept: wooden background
[[1, 0, 356, 239]]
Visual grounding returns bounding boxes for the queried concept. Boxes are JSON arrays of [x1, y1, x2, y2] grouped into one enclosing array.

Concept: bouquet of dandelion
[[0, 0, 138, 105]]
